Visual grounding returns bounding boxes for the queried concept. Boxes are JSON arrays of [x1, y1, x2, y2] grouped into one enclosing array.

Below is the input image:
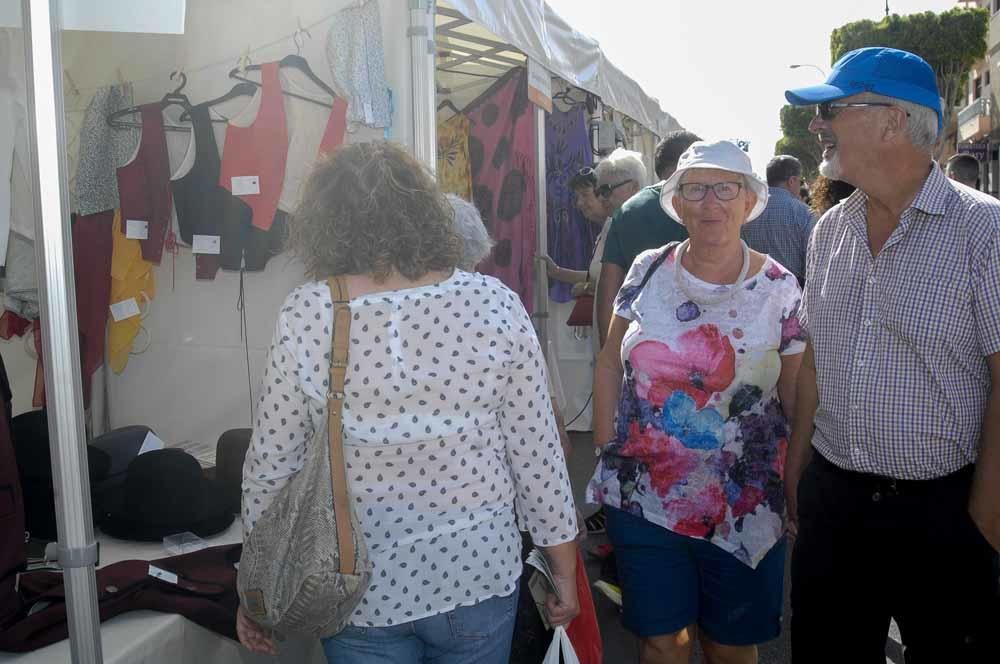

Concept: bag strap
[[632, 241, 679, 296], [326, 277, 355, 574]]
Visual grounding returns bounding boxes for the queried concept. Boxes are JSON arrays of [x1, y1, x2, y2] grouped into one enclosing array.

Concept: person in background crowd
[[588, 140, 804, 664], [739, 155, 815, 286], [808, 176, 856, 217], [597, 131, 701, 348], [798, 184, 810, 206], [237, 143, 580, 663], [785, 47, 1000, 663], [449, 193, 575, 464], [588, 132, 700, 536], [945, 153, 981, 190]]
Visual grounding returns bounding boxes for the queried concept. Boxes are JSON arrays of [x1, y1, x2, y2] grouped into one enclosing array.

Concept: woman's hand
[[570, 281, 593, 298], [536, 254, 558, 277], [545, 572, 581, 628], [236, 605, 278, 656]]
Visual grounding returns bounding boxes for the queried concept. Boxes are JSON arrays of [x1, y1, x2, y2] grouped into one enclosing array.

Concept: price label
[[109, 298, 141, 322], [192, 234, 221, 255], [148, 565, 178, 585], [125, 219, 149, 240], [231, 175, 260, 196]]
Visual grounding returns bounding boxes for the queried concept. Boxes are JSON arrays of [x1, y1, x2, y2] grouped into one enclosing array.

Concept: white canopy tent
[[8, 0, 680, 661]]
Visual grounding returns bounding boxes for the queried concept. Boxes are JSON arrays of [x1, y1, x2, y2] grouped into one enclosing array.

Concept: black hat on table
[[96, 448, 233, 542]]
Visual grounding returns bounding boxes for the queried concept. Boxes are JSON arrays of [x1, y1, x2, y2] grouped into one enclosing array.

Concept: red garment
[[31, 323, 43, 409], [317, 97, 349, 157], [0, 311, 30, 339], [73, 211, 114, 393], [116, 105, 173, 263], [464, 68, 537, 313], [219, 62, 288, 231], [0, 544, 241, 652]]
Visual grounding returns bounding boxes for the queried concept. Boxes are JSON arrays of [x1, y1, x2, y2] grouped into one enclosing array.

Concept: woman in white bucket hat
[[586, 140, 805, 663]]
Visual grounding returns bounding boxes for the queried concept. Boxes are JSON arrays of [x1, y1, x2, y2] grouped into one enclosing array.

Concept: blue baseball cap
[[785, 47, 942, 132]]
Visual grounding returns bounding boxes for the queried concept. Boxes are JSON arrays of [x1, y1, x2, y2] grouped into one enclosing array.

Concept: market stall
[[0, 0, 680, 660]]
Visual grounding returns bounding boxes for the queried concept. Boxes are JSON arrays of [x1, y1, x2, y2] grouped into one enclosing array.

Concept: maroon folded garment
[[0, 543, 241, 652]]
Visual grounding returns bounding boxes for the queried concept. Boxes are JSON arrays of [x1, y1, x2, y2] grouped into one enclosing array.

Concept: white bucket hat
[[660, 140, 769, 225]]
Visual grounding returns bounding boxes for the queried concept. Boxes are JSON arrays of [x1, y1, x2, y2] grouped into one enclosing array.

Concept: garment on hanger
[[75, 84, 139, 216], [108, 211, 155, 374], [169, 103, 234, 280], [317, 96, 349, 157], [465, 68, 537, 313], [326, 0, 392, 128], [73, 210, 114, 403], [546, 105, 598, 303], [277, 69, 346, 213], [218, 62, 288, 232], [2, 231, 38, 320], [436, 113, 473, 201], [116, 104, 173, 263]]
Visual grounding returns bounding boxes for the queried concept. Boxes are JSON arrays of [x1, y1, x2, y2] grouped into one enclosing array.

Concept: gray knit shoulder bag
[[238, 276, 371, 638]]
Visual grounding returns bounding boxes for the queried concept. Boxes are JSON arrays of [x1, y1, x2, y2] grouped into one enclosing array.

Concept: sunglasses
[[595, 179, 633, 198], [815, 101, 910, 121], [677, 181, 743, 202]]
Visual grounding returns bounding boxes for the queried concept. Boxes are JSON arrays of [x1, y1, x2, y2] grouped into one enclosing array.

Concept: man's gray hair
[[446, 194, 494, 270], [860, 92, 939, 154], [595, 148, 647, 188]]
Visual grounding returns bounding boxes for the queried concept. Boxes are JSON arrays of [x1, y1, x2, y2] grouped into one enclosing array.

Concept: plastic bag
[[543, 625, 581, 664]]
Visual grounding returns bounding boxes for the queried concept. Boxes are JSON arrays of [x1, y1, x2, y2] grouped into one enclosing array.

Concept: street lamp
[[789, 63, 827, 78]]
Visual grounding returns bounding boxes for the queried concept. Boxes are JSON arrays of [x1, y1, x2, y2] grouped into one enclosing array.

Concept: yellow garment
[[436, 114, 473, 199], [108, 210, 155, 373]]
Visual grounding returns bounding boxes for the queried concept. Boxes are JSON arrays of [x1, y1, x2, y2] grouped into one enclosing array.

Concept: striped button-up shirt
[[802, 166, 1000, 479], [741, 187, 816, 282]]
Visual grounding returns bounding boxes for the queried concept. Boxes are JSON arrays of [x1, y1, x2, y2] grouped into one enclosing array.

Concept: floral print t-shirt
[[587, 244, 806, 568]]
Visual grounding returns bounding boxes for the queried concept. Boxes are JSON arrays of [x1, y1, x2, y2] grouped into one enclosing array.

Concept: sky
[[544, 0, 959, 174]]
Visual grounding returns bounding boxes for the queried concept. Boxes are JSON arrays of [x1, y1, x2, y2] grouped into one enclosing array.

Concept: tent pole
[[23, 0, 103, 661], [534, 105, 549, 358], [409, 0, 437, 171]]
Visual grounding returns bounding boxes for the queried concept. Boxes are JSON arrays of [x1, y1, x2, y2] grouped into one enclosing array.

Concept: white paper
[[148, 565, 178, 585], [125, 219, 149, 240], [109, 298, 141, 322], [138, 431, 165, 456], [191, 234, 221, 255], [231, 175, 260, 196]]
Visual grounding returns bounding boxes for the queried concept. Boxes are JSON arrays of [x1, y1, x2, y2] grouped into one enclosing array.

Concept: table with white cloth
[[0, 523, 325, 664]]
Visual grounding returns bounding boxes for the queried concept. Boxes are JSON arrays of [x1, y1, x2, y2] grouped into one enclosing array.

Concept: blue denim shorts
[[605, 506, 785, 646], [322, 588, 518, 664]]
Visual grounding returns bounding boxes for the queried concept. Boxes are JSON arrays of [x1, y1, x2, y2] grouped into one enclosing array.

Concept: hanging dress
[[115, 104, 173, 263]]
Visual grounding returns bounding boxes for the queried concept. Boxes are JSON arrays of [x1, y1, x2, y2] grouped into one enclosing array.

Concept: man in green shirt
[[596, 131, 701, 346]]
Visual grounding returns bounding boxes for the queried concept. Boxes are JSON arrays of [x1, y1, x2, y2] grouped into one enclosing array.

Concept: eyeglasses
[[815, 101, 910, 121], [576, 167, 596, 178], [595, 179, 633, 198], [677, 182, 744, 202]]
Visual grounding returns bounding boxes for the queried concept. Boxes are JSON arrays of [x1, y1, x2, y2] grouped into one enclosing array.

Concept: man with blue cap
[[783, 47, 999, 662]]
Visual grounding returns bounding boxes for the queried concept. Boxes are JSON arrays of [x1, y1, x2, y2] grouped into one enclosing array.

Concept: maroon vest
[[0, 544, 241, 652]]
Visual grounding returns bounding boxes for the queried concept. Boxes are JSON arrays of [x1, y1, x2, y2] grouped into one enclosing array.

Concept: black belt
[[812, 452, 974, 501]]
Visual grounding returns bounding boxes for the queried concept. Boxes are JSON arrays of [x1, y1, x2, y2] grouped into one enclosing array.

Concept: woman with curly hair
[[809, 176, 855, 217], [236, 142, 579, 663]]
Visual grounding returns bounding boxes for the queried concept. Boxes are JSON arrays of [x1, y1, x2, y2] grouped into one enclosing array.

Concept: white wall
[[2, 0, 415, 447]]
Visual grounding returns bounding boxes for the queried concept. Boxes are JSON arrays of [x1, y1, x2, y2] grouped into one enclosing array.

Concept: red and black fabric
[[464, 67, 537, 313], [116, 104, 173, 263], [72, 210, 114, 406], [317, 96, 349, 157], [0, 312, 31, 340], [0, 544, 242, 652], [0, 353, 25, 629], [217, 62, 288, 272]]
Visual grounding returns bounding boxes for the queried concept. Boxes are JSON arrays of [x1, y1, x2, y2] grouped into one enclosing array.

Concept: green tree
[[775, 104, 820, 181], [830, 7, 988, 154]]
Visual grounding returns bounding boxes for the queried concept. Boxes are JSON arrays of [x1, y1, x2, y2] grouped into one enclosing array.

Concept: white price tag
[[231, 175, 260, 196], [192, 234, 221, 255], [138, 431, 165, 455], [109, 298, 141, 322], [148, 565, 178, 585], [125, 219, 149, 240]]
